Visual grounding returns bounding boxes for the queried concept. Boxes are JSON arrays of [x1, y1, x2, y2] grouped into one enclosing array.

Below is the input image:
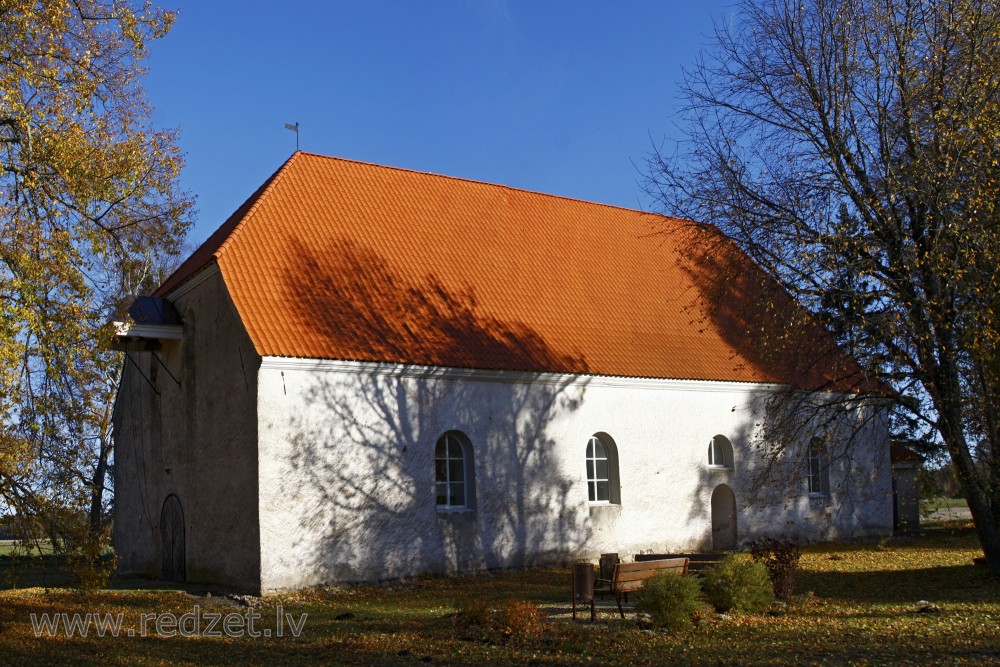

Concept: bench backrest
[[635, 552, 721, 573], [612, 557, 689, 593]]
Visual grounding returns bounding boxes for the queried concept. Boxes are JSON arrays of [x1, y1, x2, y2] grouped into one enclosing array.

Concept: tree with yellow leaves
[[0, 0, 192, 584], [648, 0, 1000, 574]]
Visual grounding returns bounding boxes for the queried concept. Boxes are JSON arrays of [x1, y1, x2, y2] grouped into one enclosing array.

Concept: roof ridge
[[153, 152, 303, 297], [295, 151, 676, 219]]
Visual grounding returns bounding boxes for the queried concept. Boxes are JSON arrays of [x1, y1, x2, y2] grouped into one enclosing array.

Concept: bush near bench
[[633, 571, 703, 631], [702, 555, 775, 613]]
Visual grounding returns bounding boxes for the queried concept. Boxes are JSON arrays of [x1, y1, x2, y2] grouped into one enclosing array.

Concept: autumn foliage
[[648, 0, 1000, 575], [458, 598, 546, 641], [0, 1, 192, 585]]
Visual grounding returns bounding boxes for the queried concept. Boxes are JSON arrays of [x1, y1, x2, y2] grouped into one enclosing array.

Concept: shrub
[[703, 555, 774, 613], [633, 572, 703, 631], [460, 598, 490, 624], [749, 537, 801, 600], [458, 598, 545, 640]]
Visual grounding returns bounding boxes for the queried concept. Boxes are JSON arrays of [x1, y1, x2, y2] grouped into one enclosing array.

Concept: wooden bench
[[634, 552, 722, 574], [604, 557, 689, 619]]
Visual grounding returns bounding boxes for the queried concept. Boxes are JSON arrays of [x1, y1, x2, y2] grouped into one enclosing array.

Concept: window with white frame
[[807, 437, 830, 495], [586, 434, 620, 504], [435, 432, 474, 509], [708, 434, 735, 469]]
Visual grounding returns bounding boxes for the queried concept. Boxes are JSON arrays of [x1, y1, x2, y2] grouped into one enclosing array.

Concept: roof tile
[[156, 152, 870, 390]]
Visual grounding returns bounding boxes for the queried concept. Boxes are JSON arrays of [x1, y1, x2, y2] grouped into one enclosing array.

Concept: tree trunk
[[937, 390, 1000, 576], [978, 372, 1000, 530], [88, 435, 111, 538]]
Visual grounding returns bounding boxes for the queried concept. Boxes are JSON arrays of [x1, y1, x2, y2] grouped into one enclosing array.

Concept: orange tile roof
[[156, 152, 871, 390]]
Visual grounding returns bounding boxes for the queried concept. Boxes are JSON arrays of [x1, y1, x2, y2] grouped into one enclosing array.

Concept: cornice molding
[[258, 356, 787, 394]]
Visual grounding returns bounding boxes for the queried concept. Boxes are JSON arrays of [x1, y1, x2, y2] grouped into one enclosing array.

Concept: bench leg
[[616, 593, 625, 619], [590, 597, 595, 623]]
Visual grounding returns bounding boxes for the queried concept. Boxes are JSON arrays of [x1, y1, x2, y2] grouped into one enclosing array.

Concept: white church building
[[112, 152, 893, 593]]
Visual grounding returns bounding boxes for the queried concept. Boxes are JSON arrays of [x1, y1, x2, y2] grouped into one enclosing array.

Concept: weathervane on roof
[[284, 121, 300, 151]]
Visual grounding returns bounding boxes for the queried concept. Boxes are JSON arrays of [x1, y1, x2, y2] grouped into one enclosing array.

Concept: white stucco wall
[[257, 359, 893, 592]]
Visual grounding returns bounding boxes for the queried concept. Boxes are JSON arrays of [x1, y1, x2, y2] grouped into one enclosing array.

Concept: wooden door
[[160, 495, 186, 582], [711, 484, 737, 550]]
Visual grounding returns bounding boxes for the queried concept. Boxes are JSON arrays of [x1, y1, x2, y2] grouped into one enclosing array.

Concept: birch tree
[[0, 0, 192, 583]]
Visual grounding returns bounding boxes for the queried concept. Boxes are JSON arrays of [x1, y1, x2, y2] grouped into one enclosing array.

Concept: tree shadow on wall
[[673, 224, 890, 532], [678, 417, 808, 551], [681, 414, 880, 548], [277, 239, 592, 584], [682, 426, 755, 550]]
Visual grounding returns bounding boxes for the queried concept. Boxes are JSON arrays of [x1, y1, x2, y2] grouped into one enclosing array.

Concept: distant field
[[0, 540, 53, 557], [921, 497, 970, 511]]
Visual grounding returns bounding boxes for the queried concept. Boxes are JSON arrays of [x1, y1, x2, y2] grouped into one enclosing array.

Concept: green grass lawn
[[0, 524, 997, 666], [921, 497, 970, 511], [0, 539, 53, 557]]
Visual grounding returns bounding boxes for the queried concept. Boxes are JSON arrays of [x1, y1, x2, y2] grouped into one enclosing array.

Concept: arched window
[[435, 432, 475, 510], [808, 437, 830, 495], [586, 434, 620, 504], [708, 435, 734, 469]]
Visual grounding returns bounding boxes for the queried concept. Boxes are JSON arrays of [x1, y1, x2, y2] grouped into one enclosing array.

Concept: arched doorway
[[711, 484, 737, 550], [160, 494, 186, 582]]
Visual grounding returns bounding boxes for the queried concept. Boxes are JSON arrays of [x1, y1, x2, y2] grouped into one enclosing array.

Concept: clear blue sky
[[144, 1, 736, 245]]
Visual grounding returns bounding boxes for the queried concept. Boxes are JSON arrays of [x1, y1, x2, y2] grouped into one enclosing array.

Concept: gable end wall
[[113, 269, 263, 591]]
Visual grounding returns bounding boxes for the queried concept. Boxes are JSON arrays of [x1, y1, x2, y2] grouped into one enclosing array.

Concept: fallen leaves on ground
[[0, 524, 997, 666]]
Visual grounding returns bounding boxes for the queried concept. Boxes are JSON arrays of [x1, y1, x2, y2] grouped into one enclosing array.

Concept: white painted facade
[[114, 269, 894, 594], [256, 357, 893, 592]]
